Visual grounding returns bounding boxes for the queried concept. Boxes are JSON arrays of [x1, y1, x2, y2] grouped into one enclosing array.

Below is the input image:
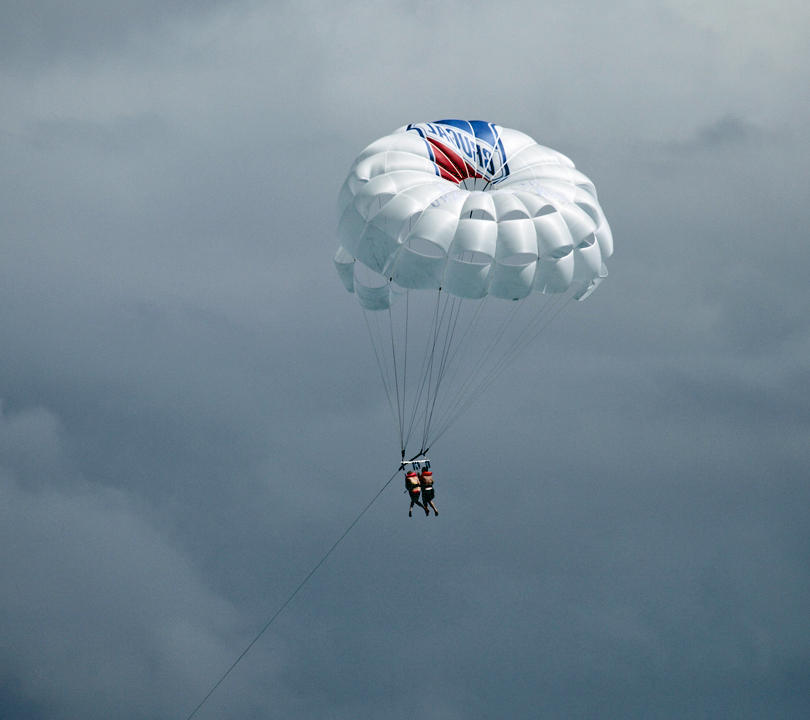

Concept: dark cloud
[[1, 1, 809, 718], [692, 114, 760, 147], [665, 114, 773, 154], [0, 405, 253, 720]]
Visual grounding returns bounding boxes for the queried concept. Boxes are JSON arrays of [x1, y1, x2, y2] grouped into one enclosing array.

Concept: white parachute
[[335, 120, 612, 460]]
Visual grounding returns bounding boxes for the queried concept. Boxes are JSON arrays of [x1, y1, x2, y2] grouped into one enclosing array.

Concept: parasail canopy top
[[335, 120, 612, 309]]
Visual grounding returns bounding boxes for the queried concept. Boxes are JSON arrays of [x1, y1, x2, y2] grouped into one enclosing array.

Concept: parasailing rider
[[405, 471, 424, 517], [420, 468, 438, 516]]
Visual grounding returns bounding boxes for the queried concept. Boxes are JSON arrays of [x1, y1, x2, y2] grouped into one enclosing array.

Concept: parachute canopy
[[335, 121, 612, 458]]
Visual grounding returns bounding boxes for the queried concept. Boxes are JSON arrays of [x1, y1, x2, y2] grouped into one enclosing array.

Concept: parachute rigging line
[[485, 293, 575, 386], [182, 466, 401, 720], [425, 294, 529, 445], [421, 288, 460, 450], [362, 308, 397, 428], [387, 305, 404, 453], [428, 290, 576, 449], [422, 291, 465, 451], [420, 290, 448, 449], [402, 288, 444, 451], [402, 289, 410, 455], [429, 294, 565, 448], [479, 291, 577, 397], [429, 296, 538, 440], [425, 294, 489, 408]]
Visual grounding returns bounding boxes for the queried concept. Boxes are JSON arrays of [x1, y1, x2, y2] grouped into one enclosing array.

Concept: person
[[419, 468, 438, 516], [405, 471, 424, 517]]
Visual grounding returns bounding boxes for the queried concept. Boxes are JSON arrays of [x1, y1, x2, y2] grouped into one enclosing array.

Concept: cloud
[[0, 404, 248, 719], [2, 1, 810, 717], [665, 114, 770, 153]]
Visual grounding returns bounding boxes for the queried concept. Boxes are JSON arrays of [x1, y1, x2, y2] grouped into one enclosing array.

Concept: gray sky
[[2, 1, 809, 718]]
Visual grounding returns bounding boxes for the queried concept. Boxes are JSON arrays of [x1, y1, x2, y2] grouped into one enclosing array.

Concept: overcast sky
[[2, 2, 809, 718]]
